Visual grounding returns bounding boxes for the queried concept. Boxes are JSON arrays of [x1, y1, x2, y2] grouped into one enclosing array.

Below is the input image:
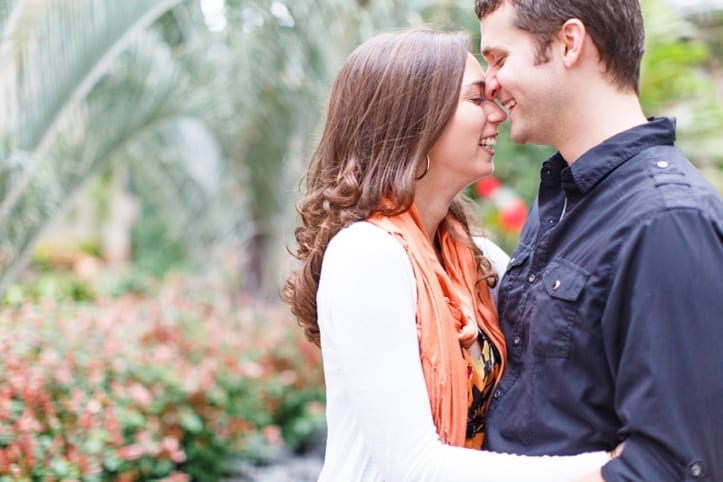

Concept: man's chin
[[510, 128, 527, 145], [510, 125, 544, 146]]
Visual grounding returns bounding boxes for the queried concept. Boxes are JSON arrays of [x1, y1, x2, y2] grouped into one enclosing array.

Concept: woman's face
[[426, 53, 507, 195]]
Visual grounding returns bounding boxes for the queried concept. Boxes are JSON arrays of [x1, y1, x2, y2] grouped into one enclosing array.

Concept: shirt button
[[551, 280, 561, 290], [657, 160, 669, 168], [512, 335, 521, 346], [527, 274, 536, 283], [689, 462, 703, 477], [493, 390, 501, 399]]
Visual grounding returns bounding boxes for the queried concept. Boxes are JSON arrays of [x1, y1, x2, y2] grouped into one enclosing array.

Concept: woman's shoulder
[[319, 220, 416, 314], [327, 221, 401, 252], [326, 221, 405, 259]]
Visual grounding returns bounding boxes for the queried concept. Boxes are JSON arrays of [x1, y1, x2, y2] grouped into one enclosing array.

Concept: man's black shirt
[[484, 118, 723, 481]]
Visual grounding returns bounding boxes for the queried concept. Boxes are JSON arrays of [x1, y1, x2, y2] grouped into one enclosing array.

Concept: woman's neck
[[414, 180, 452, 241], [413, 195, 450, 242]]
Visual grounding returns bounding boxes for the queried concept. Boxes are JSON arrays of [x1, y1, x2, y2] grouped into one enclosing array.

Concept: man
[[475, 0, 723, 480]]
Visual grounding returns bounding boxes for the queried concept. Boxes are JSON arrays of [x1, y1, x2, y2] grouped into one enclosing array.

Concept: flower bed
[[0, 275, 325, 481]]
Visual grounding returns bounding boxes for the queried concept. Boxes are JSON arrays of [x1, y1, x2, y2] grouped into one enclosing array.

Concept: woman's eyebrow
[[462, 80, 486, 93]]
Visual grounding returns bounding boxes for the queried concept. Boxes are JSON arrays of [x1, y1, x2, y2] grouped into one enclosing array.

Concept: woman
[[283, 28, 610, 481]]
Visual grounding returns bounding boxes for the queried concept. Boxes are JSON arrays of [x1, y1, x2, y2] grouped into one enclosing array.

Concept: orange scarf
[[368, 205, 507, 447]]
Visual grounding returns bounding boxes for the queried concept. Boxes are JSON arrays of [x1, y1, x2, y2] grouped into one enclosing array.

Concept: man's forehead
[[479, 25, 501, 54], [478, 2, 517, 51]]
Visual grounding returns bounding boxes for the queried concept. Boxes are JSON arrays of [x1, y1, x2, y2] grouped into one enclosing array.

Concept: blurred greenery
[[0, 274, 326, 479], [0, 0, 721, 296]]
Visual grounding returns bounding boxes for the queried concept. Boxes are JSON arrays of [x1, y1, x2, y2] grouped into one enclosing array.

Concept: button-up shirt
[[484, 117, 723, 481]]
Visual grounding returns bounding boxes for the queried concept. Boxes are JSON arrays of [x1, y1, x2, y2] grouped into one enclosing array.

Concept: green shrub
[[0, 275, 325, 481]]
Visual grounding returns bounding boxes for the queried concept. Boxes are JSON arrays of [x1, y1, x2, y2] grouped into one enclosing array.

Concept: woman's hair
[[474, 0, 645, 93], [283, 28, 497, 346]]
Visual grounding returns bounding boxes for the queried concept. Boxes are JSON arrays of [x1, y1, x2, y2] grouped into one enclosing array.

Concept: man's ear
[[558, 18, 586, 68]]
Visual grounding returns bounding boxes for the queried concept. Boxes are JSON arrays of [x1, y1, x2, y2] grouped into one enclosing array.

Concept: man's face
[[480, 2, 565, 146]]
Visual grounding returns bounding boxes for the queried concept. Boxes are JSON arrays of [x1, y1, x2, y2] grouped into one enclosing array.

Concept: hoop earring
[[416, 155, 430, 180]]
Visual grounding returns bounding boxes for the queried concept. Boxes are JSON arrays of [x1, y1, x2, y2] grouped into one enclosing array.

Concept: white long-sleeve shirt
[[316, 221, 608, 481]]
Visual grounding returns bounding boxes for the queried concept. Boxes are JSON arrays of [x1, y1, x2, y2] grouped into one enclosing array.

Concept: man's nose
[[484, 74, 499, 100]]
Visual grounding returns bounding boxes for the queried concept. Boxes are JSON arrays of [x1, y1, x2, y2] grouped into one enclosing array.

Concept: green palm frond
[[0, 0, 182, 225], [186, 0, 422, 296], [0, 28, 209, 291], [127, 120, 243, 256], [0, 0, 21, 41]]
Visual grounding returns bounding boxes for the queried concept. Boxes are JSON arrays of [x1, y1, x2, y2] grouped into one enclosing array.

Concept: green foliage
[[130, 204, 187, 279], [641, 0, 714, 111], [0, 1, 189, 294], [1, 272, 96, 307], [0, 274, 325, 480], [640, 0, 723, 188]]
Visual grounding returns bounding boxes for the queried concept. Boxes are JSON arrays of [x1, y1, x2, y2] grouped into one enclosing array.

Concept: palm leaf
[[0, 29, 208, 291], [0, 0, 182, 226], [0, 0, 22, 41], [127, 123, 241, 258]]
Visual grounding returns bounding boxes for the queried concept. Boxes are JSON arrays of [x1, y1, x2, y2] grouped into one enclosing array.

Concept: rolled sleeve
[[601, 209, 723, 481]]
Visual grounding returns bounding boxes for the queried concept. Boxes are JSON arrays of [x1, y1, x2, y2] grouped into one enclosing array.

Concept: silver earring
[[416, 154, 430, 180]]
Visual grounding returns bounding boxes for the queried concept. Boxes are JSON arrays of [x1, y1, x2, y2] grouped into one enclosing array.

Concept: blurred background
[[0, 0, 721, 480]]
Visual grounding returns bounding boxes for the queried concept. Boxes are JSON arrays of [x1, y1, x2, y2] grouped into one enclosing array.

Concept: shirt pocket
[[531, 258, 589, 359]]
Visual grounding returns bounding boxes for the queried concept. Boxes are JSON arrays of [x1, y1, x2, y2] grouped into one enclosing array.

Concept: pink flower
[[306, 401, 325, 416], [161, 436, 186, 464], [128, 383, 153, 406], [117, 444, 143, 461], [158, 471, 190, 482], [278, 370, 297, 386], [15, 410, 41, 432], [262, 425, 284, 448], [240, 361, 263, 378], [54, 364, 74, 385]]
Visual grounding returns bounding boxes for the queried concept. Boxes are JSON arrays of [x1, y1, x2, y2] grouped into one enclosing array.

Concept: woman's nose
[[485, 99, 507, 124]]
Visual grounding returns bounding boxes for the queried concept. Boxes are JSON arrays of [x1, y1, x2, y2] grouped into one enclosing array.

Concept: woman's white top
[[316, 221, 608, 482]]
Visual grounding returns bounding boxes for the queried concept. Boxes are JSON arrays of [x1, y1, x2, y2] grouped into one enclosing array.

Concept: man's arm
[[600, 209, 723, 481]]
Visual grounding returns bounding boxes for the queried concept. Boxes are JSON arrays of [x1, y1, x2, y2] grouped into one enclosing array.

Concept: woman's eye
[[470, 97, 485, 105]]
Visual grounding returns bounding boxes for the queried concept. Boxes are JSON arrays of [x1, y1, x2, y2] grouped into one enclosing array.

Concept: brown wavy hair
[[283, 28, 498, 346]]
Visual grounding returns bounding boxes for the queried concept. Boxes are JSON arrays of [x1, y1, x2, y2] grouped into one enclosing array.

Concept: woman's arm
[[320, 222, 608, 481]]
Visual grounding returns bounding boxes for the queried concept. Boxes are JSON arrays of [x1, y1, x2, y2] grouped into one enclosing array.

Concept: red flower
[[499, 198, 528, 232], [475, 176, 502, 198]]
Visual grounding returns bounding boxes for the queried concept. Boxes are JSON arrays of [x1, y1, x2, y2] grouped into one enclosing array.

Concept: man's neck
[[556, 88, 648, 165]]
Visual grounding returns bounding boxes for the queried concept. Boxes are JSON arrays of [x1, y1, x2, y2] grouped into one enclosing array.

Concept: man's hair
[[475, 0, 645, 93]]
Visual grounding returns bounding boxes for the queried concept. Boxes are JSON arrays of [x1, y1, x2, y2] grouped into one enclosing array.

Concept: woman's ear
[[558, 18, 586, 68]]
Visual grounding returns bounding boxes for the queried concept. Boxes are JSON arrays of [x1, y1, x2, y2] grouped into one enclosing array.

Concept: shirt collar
[[543, 117, 677, 196]]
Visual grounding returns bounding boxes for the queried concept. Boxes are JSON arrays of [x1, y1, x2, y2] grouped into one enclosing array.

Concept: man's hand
[[574, 442, 624, 482]]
